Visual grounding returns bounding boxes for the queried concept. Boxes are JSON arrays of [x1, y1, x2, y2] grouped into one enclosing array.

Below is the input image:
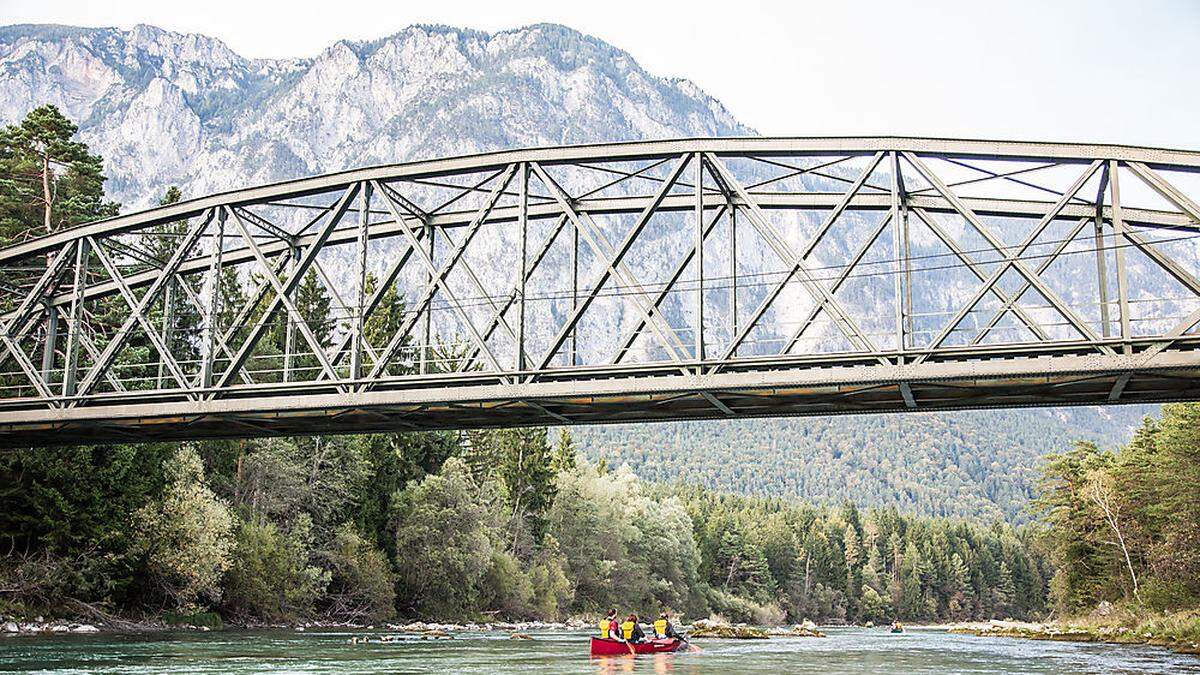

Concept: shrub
[[222, 516, 328, 622], [135, 446, 234, 610], [391, 457, 495, 618], [479, 550, 534, 619], [318, 524, 395, 623]]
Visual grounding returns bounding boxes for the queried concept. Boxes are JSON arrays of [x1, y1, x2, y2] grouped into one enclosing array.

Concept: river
[[2, 627, 1197, 674]]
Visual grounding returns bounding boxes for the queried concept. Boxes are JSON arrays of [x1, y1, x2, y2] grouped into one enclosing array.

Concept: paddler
[[599, 608, 618, 639], [620, 613, 645, 643], [653, 611, 678, 639]]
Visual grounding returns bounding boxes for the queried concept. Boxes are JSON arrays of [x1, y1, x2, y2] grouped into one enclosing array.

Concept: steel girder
[[0, 137, 1198, 446]]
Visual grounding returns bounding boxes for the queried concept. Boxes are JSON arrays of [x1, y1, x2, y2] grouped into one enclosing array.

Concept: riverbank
[[0, 613, 593, 638], [948, 610, 1200, 655]]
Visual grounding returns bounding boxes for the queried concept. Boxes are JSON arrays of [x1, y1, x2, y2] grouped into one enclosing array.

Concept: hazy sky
[[4, 0, 1199, 147]]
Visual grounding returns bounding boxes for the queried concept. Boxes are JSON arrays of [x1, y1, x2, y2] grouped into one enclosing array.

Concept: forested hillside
[[573, 407, 1148, 523]]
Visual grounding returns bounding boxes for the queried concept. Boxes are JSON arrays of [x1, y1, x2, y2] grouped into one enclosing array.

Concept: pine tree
[[495, 428, 558, 554], [0, 104, 117, 246], [552, 429, 578, 473]]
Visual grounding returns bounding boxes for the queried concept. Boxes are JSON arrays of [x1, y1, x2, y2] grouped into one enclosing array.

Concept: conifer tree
[[0, 104, 117, 246]]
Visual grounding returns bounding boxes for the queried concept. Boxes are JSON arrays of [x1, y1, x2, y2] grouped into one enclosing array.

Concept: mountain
[[0, 22, 1150, 520], [0, 22, 747, 207]]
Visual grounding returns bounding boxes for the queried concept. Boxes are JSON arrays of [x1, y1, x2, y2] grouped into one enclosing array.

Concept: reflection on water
[[1, 627, 1197, 674]]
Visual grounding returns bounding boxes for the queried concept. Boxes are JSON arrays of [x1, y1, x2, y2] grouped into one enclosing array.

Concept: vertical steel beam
[[889, 151, 905, 355], [61, 238, 89, 397], [694, 152, 705, 362], [1093, 166, 1112, 337], [200, 209, 226, 389], [570, 213, 579, 366], [729, 205, 737, 340], [901, 186, 913, 344], [156, 280, 175, 389], [283, 246, 298, 382], [1109, 160, 1131, 349], [351, 181, 371, 381], [518, 162, 529, 371], [40, 305, 57, 386], [421, 220, 433, 375]]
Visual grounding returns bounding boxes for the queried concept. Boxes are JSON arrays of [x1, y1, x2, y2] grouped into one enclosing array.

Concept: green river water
[[2, 628, 1197, 674]]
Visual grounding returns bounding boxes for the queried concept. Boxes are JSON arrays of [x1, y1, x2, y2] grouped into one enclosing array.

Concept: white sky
[[3, 0, 1199, 148]]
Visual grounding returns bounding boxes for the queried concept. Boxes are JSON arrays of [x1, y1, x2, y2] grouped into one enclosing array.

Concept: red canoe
[[590, 637, 685, 656]]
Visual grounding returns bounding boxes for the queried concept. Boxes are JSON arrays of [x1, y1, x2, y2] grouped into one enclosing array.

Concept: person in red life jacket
[[598, 609, 618, 639]]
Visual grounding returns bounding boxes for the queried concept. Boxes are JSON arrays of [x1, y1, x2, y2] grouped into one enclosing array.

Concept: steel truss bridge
[[2, 137, 1199, 446]]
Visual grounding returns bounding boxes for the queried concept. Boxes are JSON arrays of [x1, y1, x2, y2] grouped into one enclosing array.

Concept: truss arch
[[1, 137, 1198, 445]]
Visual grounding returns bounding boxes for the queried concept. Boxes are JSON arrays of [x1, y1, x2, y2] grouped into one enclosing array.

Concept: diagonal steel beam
[[910, 207, 1051, 341], [531, 165, 698, 366], [903, 153, 1111, 352], [373, 181, 509, 379], [309, 256, 380, 366], [69, 312, 127, 393], [89, 238, 194, 394], [211, 249, 289, 368], [414, 198, 536, 370], [459, 214, 568, 373], [71, 211, 212, 401], [529, 157, 693, 371], [705, 152, 884, 359], [228, 208, 345, 387], [174, 274, 253, 385], [364, 165, 518, 385], [0, 243, 75, 389], [214, 185, 359, 391], [1126, 162, 1200, 224], [0, 243, 74, 338], [1117, 227, 1200, 297], [322, 226, 426, 377], [779, 213, 892, 356], [573, 210, 692, 366], [969, 217, 1093, 346], [611, 204, 728, 364], [233, 206, 295, 243], [0, 332, 55, 401], [924, 162, 1101, 352], [1129, 304, 1200, 363]]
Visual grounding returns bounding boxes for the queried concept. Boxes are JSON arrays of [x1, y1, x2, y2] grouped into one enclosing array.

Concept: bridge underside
[[2, 138, 1199, 446], [4, 346, 1198, 446]]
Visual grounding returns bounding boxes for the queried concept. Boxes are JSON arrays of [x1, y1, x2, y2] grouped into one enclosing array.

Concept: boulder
[[690, 624, 769, 639], [2, 621, 18, 633], [71, 624, 100, 634]]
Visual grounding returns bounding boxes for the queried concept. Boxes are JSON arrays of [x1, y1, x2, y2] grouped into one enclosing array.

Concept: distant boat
[[590, 637, 686, 656]]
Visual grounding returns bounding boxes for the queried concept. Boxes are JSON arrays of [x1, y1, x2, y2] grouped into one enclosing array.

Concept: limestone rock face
[[0, 23, 747, 208]]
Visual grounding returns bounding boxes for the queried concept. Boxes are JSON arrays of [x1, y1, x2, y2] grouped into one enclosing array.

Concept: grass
[[953, 606, 1200, 655]]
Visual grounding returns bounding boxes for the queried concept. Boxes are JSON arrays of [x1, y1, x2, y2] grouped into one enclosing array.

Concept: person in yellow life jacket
[[620, 614, 645, 643], [598, 609, 618, 639], [653, 611, 678, 639]]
